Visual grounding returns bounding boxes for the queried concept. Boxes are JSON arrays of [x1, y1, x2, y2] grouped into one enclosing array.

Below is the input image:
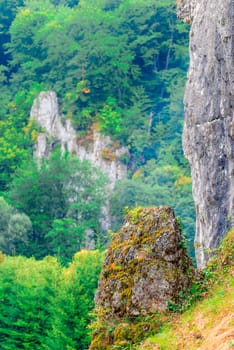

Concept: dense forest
[[0, 0, 194, 348], [0, 250, 104, 349]]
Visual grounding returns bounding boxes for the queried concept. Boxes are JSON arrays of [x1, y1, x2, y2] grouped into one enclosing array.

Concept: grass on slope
[[137, 229, 234, 350]]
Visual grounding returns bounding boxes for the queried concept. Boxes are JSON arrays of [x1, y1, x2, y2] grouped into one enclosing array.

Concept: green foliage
[[0, 250, 104, 350], [98, 97, 123, 136], [0, 81, 47, 191], [45, 250, 104, 350], [0, 0, 190, 180], [0, 112, 29, 191], [0, 196, 32, 255], [5, 0, 189, 146], [0, 0, 24, 67], [45, 218, 83, 264], [0, 255, 60, 350], [8, 151, 107, 259], [0, 0, 193, 249]]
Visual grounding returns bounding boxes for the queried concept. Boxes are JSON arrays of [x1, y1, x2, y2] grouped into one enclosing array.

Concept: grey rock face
[[178, 0, 234, 268], [95, 207, 194, 317], [30, 91, 78, 157]]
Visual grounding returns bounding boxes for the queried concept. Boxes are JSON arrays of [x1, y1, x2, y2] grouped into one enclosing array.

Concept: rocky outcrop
[[30, 91, 78, 158], [30, 91, 128, 230], [178, 0, 234, 268], [95, 207, 193, 316], [30, 91, 128, 190], [90, 207, 194, 349]]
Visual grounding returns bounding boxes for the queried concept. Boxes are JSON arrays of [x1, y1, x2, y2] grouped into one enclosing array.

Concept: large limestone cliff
[[178, 0, 234, 268], [30, 91, 128, 230]]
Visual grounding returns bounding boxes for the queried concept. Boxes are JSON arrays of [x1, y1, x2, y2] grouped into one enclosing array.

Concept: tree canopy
[[0, 0, 194, 256], [8, 151, 106, 261], [0, 250, 104, 350]]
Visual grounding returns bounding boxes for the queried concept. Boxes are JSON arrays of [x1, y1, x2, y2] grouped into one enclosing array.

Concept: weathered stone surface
[[30, 91, 78, 157], [178, 0, 234, 268], [94, 207, 194, 317]]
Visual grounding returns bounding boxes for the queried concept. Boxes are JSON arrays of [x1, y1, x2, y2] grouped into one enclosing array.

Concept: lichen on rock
[[90, 207, 194, 349]]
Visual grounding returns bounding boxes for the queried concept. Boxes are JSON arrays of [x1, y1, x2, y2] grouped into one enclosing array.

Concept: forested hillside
[[0, 1, 195, 348], [0, 0, 194, 259]]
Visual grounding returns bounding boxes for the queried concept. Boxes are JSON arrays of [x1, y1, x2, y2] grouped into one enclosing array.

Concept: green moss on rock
[[90, 207, 195, 349]]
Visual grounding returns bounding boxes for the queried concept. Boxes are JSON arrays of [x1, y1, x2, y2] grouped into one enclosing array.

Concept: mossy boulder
[[90, 207, 195, 349], [95, 206, 194, 317]]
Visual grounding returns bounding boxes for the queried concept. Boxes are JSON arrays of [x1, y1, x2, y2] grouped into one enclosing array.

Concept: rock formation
[[30, 91, 128, 190], [30, 91, 128, 230], [90, 207, 194, 349], [95, 207, 193, 316], [177, 0, 234, 268], [30, 91, 77, 159]]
